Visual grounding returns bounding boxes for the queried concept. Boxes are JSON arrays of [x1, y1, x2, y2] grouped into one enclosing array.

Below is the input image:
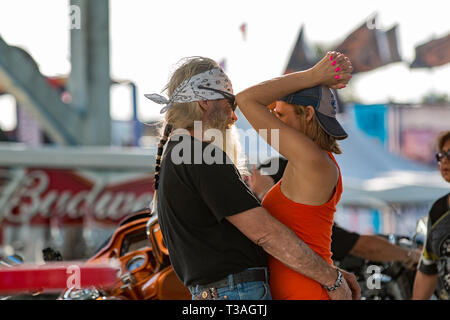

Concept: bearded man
[[144, 56, 358, 300]]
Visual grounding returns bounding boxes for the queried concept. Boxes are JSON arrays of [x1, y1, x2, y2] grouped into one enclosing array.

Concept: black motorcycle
[[335, 232, 424, 300]]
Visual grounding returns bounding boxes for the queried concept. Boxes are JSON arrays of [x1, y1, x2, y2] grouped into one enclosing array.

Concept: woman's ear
[[305, 105, 315, 122]]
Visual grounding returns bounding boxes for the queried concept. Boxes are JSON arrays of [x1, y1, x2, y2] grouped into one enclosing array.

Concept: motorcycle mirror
[[415, 216, 428, 236], [9, 254, 24, 264]]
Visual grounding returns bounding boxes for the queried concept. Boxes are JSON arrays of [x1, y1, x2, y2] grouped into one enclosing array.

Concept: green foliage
[[421, 92, 449, 104]]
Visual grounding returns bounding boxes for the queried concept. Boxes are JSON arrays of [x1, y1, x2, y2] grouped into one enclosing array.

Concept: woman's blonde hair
[[292, 105, 343, 154]]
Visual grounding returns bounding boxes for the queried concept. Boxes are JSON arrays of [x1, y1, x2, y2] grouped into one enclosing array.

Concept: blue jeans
[[189, 267, 272, 300]]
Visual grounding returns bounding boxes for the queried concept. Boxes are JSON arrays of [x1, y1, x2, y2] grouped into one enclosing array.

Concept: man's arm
[[350, 235, 421, 267], [412, 270, 438, 300], [413, 216, 438, 300], [226, 207, 353, 300]]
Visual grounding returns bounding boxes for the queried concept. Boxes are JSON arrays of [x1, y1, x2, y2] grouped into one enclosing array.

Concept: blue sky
[[0, 0, 449, 130]]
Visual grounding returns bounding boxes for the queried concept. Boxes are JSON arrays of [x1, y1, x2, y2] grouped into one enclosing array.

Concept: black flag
[[410, 33, 450, 68], [284, 25, 315, 74], [334, 15, 402, 73]]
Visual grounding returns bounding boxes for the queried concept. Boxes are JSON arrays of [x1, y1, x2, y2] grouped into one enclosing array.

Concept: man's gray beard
[[203, 110, 249, 176]]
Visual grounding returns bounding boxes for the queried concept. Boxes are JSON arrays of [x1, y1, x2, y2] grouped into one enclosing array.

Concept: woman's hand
[[310, 51, 353, 90]]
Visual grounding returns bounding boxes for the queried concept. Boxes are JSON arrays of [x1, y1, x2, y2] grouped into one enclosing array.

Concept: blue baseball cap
[[280, 85, 348, 139]]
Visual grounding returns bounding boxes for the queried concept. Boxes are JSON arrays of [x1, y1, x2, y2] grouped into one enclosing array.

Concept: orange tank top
[[261, 153, 342, 300]]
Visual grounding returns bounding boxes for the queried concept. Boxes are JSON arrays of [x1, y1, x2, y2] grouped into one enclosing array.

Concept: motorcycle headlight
[[63, 287, 101, 300]]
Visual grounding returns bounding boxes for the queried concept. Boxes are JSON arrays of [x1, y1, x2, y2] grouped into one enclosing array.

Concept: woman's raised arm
[[235, 51, 352, 169]]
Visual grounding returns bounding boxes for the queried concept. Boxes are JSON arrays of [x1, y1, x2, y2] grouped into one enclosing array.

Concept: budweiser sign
[[0, 168, 154, 225]]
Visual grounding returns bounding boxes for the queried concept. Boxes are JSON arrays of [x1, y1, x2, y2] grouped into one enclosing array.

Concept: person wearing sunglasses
[[413, 130, 450, 300], [144, 55, 359, 300], [197, 85, 237, 112]]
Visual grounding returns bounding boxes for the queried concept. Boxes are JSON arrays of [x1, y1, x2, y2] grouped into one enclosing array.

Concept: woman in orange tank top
[[237, 52, 352, 299], [262, 150, 343, 299]]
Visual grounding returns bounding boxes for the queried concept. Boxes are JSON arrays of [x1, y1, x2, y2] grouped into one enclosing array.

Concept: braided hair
[[152, 122, 173, 213]]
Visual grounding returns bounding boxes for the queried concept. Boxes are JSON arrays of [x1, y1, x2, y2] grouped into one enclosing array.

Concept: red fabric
[[261, 153, 342, 300], [0, 262, 117, 293]]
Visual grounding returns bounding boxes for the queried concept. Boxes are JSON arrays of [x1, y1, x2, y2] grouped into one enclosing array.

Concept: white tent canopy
[[335, 115, 448, 206]]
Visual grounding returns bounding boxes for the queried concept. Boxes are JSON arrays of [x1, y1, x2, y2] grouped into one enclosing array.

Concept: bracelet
[[322, 269, 343, 292]]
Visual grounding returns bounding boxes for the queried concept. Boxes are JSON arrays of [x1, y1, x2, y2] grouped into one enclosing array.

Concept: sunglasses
[[198, 85, 237, 111], [436, 150, 450, 162]]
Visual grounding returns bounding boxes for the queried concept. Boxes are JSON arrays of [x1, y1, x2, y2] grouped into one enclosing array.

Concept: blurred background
[[0, 0, 449, 262]]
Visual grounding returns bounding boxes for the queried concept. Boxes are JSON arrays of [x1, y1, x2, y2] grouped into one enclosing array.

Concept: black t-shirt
[[331, 224, 360, 261], [157, 134, 267, 286], [418, 193, 450, 300]]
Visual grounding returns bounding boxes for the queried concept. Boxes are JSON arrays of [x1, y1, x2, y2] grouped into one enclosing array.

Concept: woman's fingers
[[344, 57, 353, 71], [327, 51, 337, 62], [335, 56, 353, 74], [316, 52, 353, 89], [334, 53, 346, 66], [338, 72, 352, 84], [329, 75, 352, 89], [331, 53, 353, 89]]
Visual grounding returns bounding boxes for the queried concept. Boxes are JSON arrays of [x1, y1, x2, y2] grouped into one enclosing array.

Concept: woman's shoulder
[[428, 193, 450, 225]]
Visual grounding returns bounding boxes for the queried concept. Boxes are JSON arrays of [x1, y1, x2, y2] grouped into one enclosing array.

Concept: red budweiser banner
[[0, 168, 154, 226]]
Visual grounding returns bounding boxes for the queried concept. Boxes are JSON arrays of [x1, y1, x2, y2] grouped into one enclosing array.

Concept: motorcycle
[[60, 207, 190, 300], [5, 209, 431, 300], [1, 208, 190, 300], [335, 218, 427, 300]]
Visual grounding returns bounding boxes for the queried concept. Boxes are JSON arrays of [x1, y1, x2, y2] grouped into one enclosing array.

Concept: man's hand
[[403, 248, 422, 270], [326, 276, 353, 300], [247, 165, 275, 199], [340, 268, 361, 300]]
